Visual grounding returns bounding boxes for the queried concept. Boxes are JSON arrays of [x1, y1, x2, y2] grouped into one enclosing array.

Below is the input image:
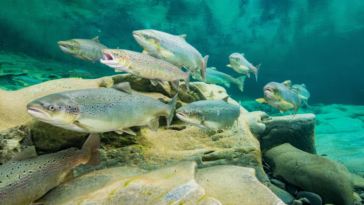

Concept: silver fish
[[26, 83, 178, 135], [133, 29, 209, 81], [176, 96, 240, 130], [0, 133, 100, 205]]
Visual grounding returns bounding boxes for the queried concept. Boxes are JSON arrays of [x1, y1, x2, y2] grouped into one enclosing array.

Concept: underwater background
[[1, 1, 364, 204], [1, 0, 364, 104]]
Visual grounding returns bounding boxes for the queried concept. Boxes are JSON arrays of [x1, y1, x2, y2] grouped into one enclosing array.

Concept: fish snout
[[132, 31, 143, 39], [27, 102, 51, 119]]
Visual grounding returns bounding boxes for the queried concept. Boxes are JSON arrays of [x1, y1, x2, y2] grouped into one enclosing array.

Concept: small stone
[[271, 179, 286, 190], [360, 193, 364, 199], [297, 191, 322, 205]]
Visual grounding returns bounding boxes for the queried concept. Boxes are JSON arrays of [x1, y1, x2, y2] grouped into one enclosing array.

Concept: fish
[[193, 67, 246, 92], [292, 84, 310, 107], [0, 133, 100, 205], [282, 80, 310, 107], [26, 82, 178, 135], [58, 36, 108, 62], [227, 53, 260, 81], [256, 81, 301, 116], [100, 49, 191, 91], [132, 29, 209, 81], [12, 76, 42, 86], [176, 96, 240, 130], [69, 69, 92, 78]]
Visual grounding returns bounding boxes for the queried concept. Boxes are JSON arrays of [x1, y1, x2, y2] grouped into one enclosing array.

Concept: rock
[[41, 162, 220, 205], [297, 191, 322, 205], [316, 117, 364, 134], [316, 131, 364, 176], [264, 143, 355, 205], [0, 125, 33, 165], [259, 114, 316, 154], [242, 111, 269, 138], [271, 179, 286, 190], [267, 183, 295, 204], [285, 183, 299, 196], [292, 200, 303, 205], [351, 173, 364, 190], [353, 192, 362, 203], [359, 193, 364, 199], [195, 165, 285, 205]]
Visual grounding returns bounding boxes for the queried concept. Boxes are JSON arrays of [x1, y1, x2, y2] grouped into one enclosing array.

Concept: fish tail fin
[[200, 55, 209, 82], [254, 64, 261, 82], [236, 76, 246, 92], [82, 133, 100, 167], [185, 68, 192, 92], [166, 93, 178, 127]]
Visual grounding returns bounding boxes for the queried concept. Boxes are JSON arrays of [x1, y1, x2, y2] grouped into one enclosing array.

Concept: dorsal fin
[[111, 82, 132, 94], [11, 146, 38, 161], [179, 34, 186, 40], [222, 96, 229, 102], [92, 36, 100, 43], [283, 80, 292, 89], [301, 84, 306, 88]]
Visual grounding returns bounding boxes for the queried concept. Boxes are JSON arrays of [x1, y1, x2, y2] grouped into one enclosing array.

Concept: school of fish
[[1, 28, 311, 205]]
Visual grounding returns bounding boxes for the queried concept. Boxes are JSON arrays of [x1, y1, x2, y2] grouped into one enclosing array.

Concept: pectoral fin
[[150, 79, 159, 86], [147, 117, 159, 132], [80, 54, 94, 62], [142, 50, 148, 54], [111, 82, 132, 94], [119, 128, 136, 136], [223, 82, 230, 88], [158, 48, 174, 58], [298, 94, 308, 100], [11, 146, 38, 161], [227, 64, 232, 68], [256, 98, 267, 104], [280, 109, 285, 113], [62, 170, 74, 183], [73, 121, 95, 131], [246, 72, 251, 78], [278, 100, 294, 109], [171, 80, 180, 89]]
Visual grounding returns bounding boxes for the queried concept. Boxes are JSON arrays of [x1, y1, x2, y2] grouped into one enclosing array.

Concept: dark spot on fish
[[29, 171, 32, 173], [6, 175, 9, 177]]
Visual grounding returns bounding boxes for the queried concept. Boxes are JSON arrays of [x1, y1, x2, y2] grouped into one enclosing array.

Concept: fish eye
[[49, 106, 55, 111]]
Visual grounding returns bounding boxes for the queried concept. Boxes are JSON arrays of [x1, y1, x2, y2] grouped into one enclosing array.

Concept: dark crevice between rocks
[[165, 125, 187, 131]]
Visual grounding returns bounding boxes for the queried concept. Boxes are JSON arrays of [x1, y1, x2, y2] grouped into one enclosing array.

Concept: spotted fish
[[100, 49, 191, 91], [58, 36, 107, 62], [26, 82, 178, 135], [193, 67, 246, 92], [133, 29, 209, 81], [176, 96, 240, 130], [256, 81, 301, 116], [0, 133, 100, 205], [227, 53, 260, 81]]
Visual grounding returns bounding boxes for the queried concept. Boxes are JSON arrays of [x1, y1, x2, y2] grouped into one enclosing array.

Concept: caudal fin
[[82, 133, 100, 167], [185, 69, 192, 91], [254, 64, 261, 82], [235, 76, 246, 92], [200, 55, 209, 82], [166, 93, 178, 127]]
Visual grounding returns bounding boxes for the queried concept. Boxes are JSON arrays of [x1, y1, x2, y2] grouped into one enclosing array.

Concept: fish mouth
[[176, 112, 187, 118], [27, 107, 51, 119], [100, 50, 117, 65], [132, 32, 142, 39], [264, 88, 273, 92], [58, 42, 73, 53]]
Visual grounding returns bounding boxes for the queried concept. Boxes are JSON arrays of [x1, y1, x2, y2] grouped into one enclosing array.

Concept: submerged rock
[[264, 143, 355, 205], [196, 165, 285, 205], [0, 125, 33, 165], [41, 162, 220, 205], [297, 191, 322, 205]]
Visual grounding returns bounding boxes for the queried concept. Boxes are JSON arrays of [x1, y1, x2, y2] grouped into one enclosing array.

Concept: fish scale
[[100, 49, 190, 91], [27, 85, 178, 135], [0, 148, 88, 204]]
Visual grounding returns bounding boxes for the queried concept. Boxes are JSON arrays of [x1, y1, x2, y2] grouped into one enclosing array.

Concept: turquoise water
[[1, 1, 364, 204]]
